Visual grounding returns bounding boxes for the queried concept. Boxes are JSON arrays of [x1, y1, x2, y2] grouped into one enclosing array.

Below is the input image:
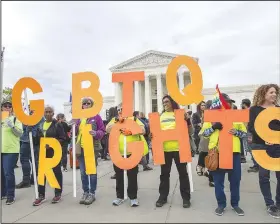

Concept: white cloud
[[2, 1, 279, 112]]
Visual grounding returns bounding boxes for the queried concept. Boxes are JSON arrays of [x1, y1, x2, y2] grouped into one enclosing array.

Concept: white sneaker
[[112, 198, 124, 206], [130, 199, 139, 207]]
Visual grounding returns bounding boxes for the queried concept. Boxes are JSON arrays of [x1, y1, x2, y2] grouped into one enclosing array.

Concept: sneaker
[[143, 166, 153, 171], [63, 168, 68, 172], [1, 196, 7, 200], [16, 181, 31, 189], [183, 199, 191, 208], [130, 199, 139, 207], [241, 157, 247, 163], [248, 166, 259, 173], [209, 182, 215, 187], [6, 198, 15, 205], [267, 205, 280, 219], [156, 198, 167, 207], [276, 204, 280, 210], [215, 207, 225, 216], [84, 193, 95, 205], [232, 206, 245, 216], [79, 192, 89, 204], [112, 198, 124, 206], [51, 195, 62, 204], [33, 196, 46, 206]]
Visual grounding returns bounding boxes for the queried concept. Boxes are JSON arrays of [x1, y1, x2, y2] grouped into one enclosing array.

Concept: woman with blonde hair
[[248, 84, 280, 219]]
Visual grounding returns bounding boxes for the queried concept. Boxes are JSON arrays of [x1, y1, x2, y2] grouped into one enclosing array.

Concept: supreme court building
[[64, 50, 260, 121]]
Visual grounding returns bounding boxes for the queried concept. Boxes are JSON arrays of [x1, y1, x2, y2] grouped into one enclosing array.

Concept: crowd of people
[[1, 83, 279, 219]]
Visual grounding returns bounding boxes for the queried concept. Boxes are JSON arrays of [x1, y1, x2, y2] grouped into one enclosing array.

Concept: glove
[[27, 126, 33, 132], [212, 122, 223, 130], [6, 119, 14, 128], [89, 130, 97, 137], [120, 128, 132, 136]]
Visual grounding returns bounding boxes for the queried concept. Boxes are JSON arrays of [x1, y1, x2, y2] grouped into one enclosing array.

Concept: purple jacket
[[74, 115, 105, 140]]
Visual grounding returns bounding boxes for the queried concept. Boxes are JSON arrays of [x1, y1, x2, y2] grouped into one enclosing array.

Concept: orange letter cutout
[[149, 109, 191, 165], [82, 124, 96, 174], [72, 72, 103, 119], [166, 55, 203, 105], [109, 119, 143, 170], [12, 77, 44, 125], [204, 109, 249, 169], [252, 107, 280, 171], [38, 138, 62, 189], [112, 72, 144, 117]]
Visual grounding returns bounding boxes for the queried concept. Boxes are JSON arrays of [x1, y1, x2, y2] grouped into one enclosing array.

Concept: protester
[[196, 100, 214, 187], [153, 95, 192, 208], [139, 112, 151, 164], [106, 103, 149, 207], [74, 97, 105, 205], [241, 99, 259, 173], [33, 105, 66, 206], [56, 113, 71, 172], [1, 99, 23, 205], [202, 93, 247, 216], [101, 120, 109, 160], [248, 84, 280, 218], [16, 107, 44, 189], [106, 106, 119, 179], [186, 111, 196, 157], [133, 111, 153, 171], [192, 101, 206, 154]]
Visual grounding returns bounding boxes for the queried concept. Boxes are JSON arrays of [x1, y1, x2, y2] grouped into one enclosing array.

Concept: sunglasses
[[83, 102, 92, 106], [3, 104, 12, 108], [117, 108, 122, 112]]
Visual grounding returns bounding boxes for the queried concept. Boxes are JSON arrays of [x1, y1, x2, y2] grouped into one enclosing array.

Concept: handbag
[[205, 147, 219, 171], [75, 139, 82, 157]]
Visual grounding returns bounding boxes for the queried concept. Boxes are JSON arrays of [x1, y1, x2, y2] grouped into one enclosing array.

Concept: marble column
[[114, 83, 122, 106], [156, 74, 163, 113], [134, 81, 140, 111], [145, 75, 151, 117]]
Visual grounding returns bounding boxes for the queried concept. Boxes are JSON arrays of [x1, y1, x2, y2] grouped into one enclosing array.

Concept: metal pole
[[24, 89, 39, 199], [72, 124, 77, 197], [123, 136, 128, 200]]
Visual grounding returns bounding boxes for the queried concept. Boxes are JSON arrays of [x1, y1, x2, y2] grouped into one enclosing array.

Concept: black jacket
[[38, 119, 66, 158]]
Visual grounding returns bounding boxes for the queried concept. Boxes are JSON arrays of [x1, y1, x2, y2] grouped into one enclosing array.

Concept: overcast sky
[[2, 1, 279, 113]]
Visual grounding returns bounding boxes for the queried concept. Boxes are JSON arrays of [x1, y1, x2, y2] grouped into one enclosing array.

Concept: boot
[[16, 181, 31, 189]]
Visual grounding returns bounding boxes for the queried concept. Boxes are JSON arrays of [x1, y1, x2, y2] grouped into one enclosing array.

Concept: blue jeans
[[20, 142, 39, 183], [1, 153, 19, 199], [211, 153, 241, 209], [78, 150, 98, 194]]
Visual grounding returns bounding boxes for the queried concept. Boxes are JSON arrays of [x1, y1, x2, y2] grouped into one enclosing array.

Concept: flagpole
[[0, 47, 5, 104], [24, 89, 39, 199]]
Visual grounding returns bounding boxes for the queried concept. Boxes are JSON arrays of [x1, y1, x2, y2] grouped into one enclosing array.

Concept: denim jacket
[[20, 117, 45, 144]]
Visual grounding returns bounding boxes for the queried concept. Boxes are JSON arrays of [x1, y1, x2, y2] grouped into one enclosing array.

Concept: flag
[[69, 92, 72, 102], [210, 85, 231, 110]]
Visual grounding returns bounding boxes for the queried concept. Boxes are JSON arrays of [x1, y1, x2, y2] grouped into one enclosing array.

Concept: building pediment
[[110, 50, 198, 72]]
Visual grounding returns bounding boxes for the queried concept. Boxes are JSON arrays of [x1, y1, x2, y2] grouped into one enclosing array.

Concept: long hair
[[162, 95, 180, 113], [196, 101, 205, 117], [252, 84, 280, 106], [108, 106, 118, 121]]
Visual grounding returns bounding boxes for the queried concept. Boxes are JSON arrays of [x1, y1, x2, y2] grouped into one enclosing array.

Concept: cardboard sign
[[204, 109, 249, 169]]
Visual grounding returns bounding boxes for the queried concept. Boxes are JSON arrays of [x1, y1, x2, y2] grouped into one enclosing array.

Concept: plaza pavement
[[1, 153, 279, 223]]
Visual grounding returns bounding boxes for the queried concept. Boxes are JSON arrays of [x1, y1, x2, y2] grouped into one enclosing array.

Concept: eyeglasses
[[3, 104, 12, 108], [162, 100, 170, 104], [83, 102, 91, 106]]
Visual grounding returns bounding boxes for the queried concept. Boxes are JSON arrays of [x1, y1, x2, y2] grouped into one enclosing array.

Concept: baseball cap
[[1, 99, 12, 106], [221, 93, 235, 103]]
